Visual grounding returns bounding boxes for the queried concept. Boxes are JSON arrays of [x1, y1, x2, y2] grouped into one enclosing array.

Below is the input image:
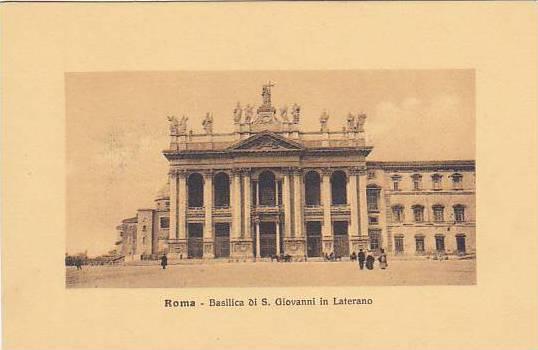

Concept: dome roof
[[155, 181, 170, 200]]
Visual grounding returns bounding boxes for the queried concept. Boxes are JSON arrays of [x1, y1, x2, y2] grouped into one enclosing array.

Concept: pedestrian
[[329, 251, 335, 261], [161, 254, 168, 270], [366, 252, 375, 270], [350, 251, 357, 261], [378, 249, 388, 269], [358, 249, 366, 270], [75, 258, 82, 270]]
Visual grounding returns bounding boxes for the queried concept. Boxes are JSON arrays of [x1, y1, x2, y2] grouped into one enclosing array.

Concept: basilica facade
[[116, 84, 475, 261]]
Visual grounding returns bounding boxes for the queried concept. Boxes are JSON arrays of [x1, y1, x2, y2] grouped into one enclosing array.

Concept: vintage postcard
[[2, 2, 537, 350]]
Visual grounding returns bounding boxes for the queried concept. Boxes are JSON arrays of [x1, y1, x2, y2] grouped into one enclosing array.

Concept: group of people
[[354, 249, 388, 270]]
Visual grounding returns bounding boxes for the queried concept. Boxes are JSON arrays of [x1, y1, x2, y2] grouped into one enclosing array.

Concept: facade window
[[412, 205, 424, 222], [456, 234, 466, 254], [391, 175, 402, 191], [412, 174, 422, 191], [415, 235, 425, 254], [432, 174, 443, 190], [369, 230, 380, 251], [432, 205, 444, 222], [451, 173, 463, 190], [160, 217, 170, 229], [368, 216, 379, 225], [367, 170, 376, 179], [394, 235, 404, 254], [165, 201, 170, 208], [392, 205, 404, 223], [454, 205, 465, 222], [367, 187, 380, 211], [435, 235, 445, 252]]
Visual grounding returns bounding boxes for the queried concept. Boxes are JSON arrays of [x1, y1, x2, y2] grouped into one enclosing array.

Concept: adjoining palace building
[[116, 83, 475, 261]]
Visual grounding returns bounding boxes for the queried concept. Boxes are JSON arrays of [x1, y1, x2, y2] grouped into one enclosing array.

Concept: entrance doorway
[[306, 221, 322, 257], [187, 223, 203, 258], [214, 223, 230, 258], [333, 221, 349, 257], [456, 234, 466, 254], [259, 222, 276, 257]]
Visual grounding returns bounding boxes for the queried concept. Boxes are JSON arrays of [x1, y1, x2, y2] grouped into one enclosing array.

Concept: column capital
[[321, 168, 333, 176], [201, 169, 214, 177], [349, 166, 366, 176], [169, 169, 187, 178]]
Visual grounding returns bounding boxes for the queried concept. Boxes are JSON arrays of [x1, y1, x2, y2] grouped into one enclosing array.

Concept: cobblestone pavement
[[66, 259, 476, 288]]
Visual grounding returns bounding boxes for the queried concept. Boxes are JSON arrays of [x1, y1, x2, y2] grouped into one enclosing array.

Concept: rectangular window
[[452, 175, 463, 190], [369, 230, 380, 250], [433, 207, 444, 222], [367, 189, 379, 211], [394, 236, 404, 253], [392, 207, 404, 222], [393, 181, 399, 191], [456, 235, 466, 254], [413, 207, 424, 222], [368, 216, 379, 225], [432, 175, 442, 190], [454, 207, 465, 222], [160, 217, 170, 229], [435, 236, 445, 252], [415, 236, 425, 253]]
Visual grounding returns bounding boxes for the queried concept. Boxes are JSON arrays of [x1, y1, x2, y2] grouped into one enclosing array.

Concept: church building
[[116, 84, 475, 261]]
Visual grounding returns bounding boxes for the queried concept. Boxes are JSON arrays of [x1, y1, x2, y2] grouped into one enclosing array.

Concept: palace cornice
[[367, 160, 475, 171], [163, 146, 373, 160]]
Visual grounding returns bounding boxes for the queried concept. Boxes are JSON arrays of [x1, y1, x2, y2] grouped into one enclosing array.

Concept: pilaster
[[203, 170, 214, 258]]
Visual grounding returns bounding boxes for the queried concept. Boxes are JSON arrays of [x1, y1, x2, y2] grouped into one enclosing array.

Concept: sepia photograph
[[66, 70, 476, 288]]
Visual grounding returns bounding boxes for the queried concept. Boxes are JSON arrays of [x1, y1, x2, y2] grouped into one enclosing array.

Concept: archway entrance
[[259, 222, 276, 257], [333, 221, 349, 257], [187, 223, 203, 258], [214, 223, 230, 258], [306, 221, 322, 257]]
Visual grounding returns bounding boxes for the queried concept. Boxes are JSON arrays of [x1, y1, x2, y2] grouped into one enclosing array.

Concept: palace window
[[369, 230, 380, 251], [435, 235, 446, 252], [432, 205, 444, 222], [456, 234, 466, 254], [368, 216, 379, 225], [392, 205, 404, 223], [165, 201, 170, 208], [454, 205, 465, 222], [367, 186, 380, 211], [415, 235, 425, 254], [412, 205, 424, 222], [432, 173, 443, 190], [394, 235, 404, 254], [391, 175, 402, 191], [411, 174, 422, 191], [451, 173, 463, 190], [160, 217, 170, 229]]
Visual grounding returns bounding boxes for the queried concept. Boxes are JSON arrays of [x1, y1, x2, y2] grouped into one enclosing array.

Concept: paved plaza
[[66, 258, 476, 288]]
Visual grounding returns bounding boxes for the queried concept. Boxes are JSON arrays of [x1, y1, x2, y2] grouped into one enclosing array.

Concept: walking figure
[[365, 252, 375, 270], [358, 249, 366, 270], [161, 254, 168, 270], [378, 249, 388, 269]]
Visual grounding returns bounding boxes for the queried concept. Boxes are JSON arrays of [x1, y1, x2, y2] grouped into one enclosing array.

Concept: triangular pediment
[[228, 132, 303, 152]]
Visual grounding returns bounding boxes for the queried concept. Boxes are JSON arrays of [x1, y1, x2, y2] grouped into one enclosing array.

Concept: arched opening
[[331, 170, 347, 205], [187, 173, 204, 208], [213, 172, 230, 207], [258, 171, 276, 206], [304, 171, 321, 206]]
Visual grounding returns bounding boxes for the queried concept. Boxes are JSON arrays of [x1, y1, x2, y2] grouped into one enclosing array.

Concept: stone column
[[168, 170, 178, 241], [348, 168, 360, 253], [293, 169, 303, 238], [322, 169, 333, 254], [243, 169, 252, 239], [276, 220, 281, 255], [255, 218, 261, 258], [231, 169, 242, 239], [203, 170, 214, 258], [282, 170, 292, 238]]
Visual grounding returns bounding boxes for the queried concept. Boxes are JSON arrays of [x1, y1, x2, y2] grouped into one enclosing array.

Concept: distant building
[[116, 84, 475, 260]]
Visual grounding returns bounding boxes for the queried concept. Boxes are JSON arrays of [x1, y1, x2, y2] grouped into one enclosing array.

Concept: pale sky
[[66, 70, 475, 255]]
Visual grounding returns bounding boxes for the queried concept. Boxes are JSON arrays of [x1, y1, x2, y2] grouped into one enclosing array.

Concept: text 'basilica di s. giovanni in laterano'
[[116, 83, 475, 261]]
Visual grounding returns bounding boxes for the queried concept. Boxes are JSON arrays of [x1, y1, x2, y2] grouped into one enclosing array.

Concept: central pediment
[[228, 132, 303, 152]]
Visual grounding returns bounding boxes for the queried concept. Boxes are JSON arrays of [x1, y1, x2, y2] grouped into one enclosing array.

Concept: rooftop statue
[[261, 81, 275, 106], [233, 102, 242, 123], [291, 103, 301, 124], [202, 112, 214, 134], [320, 110, 330, 132], [346, 113, 356, 132], [244, 104, 254, 123], [356, 113, 367, 132], [279, 105, 289, 122], [167, 115, 188, 135]]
